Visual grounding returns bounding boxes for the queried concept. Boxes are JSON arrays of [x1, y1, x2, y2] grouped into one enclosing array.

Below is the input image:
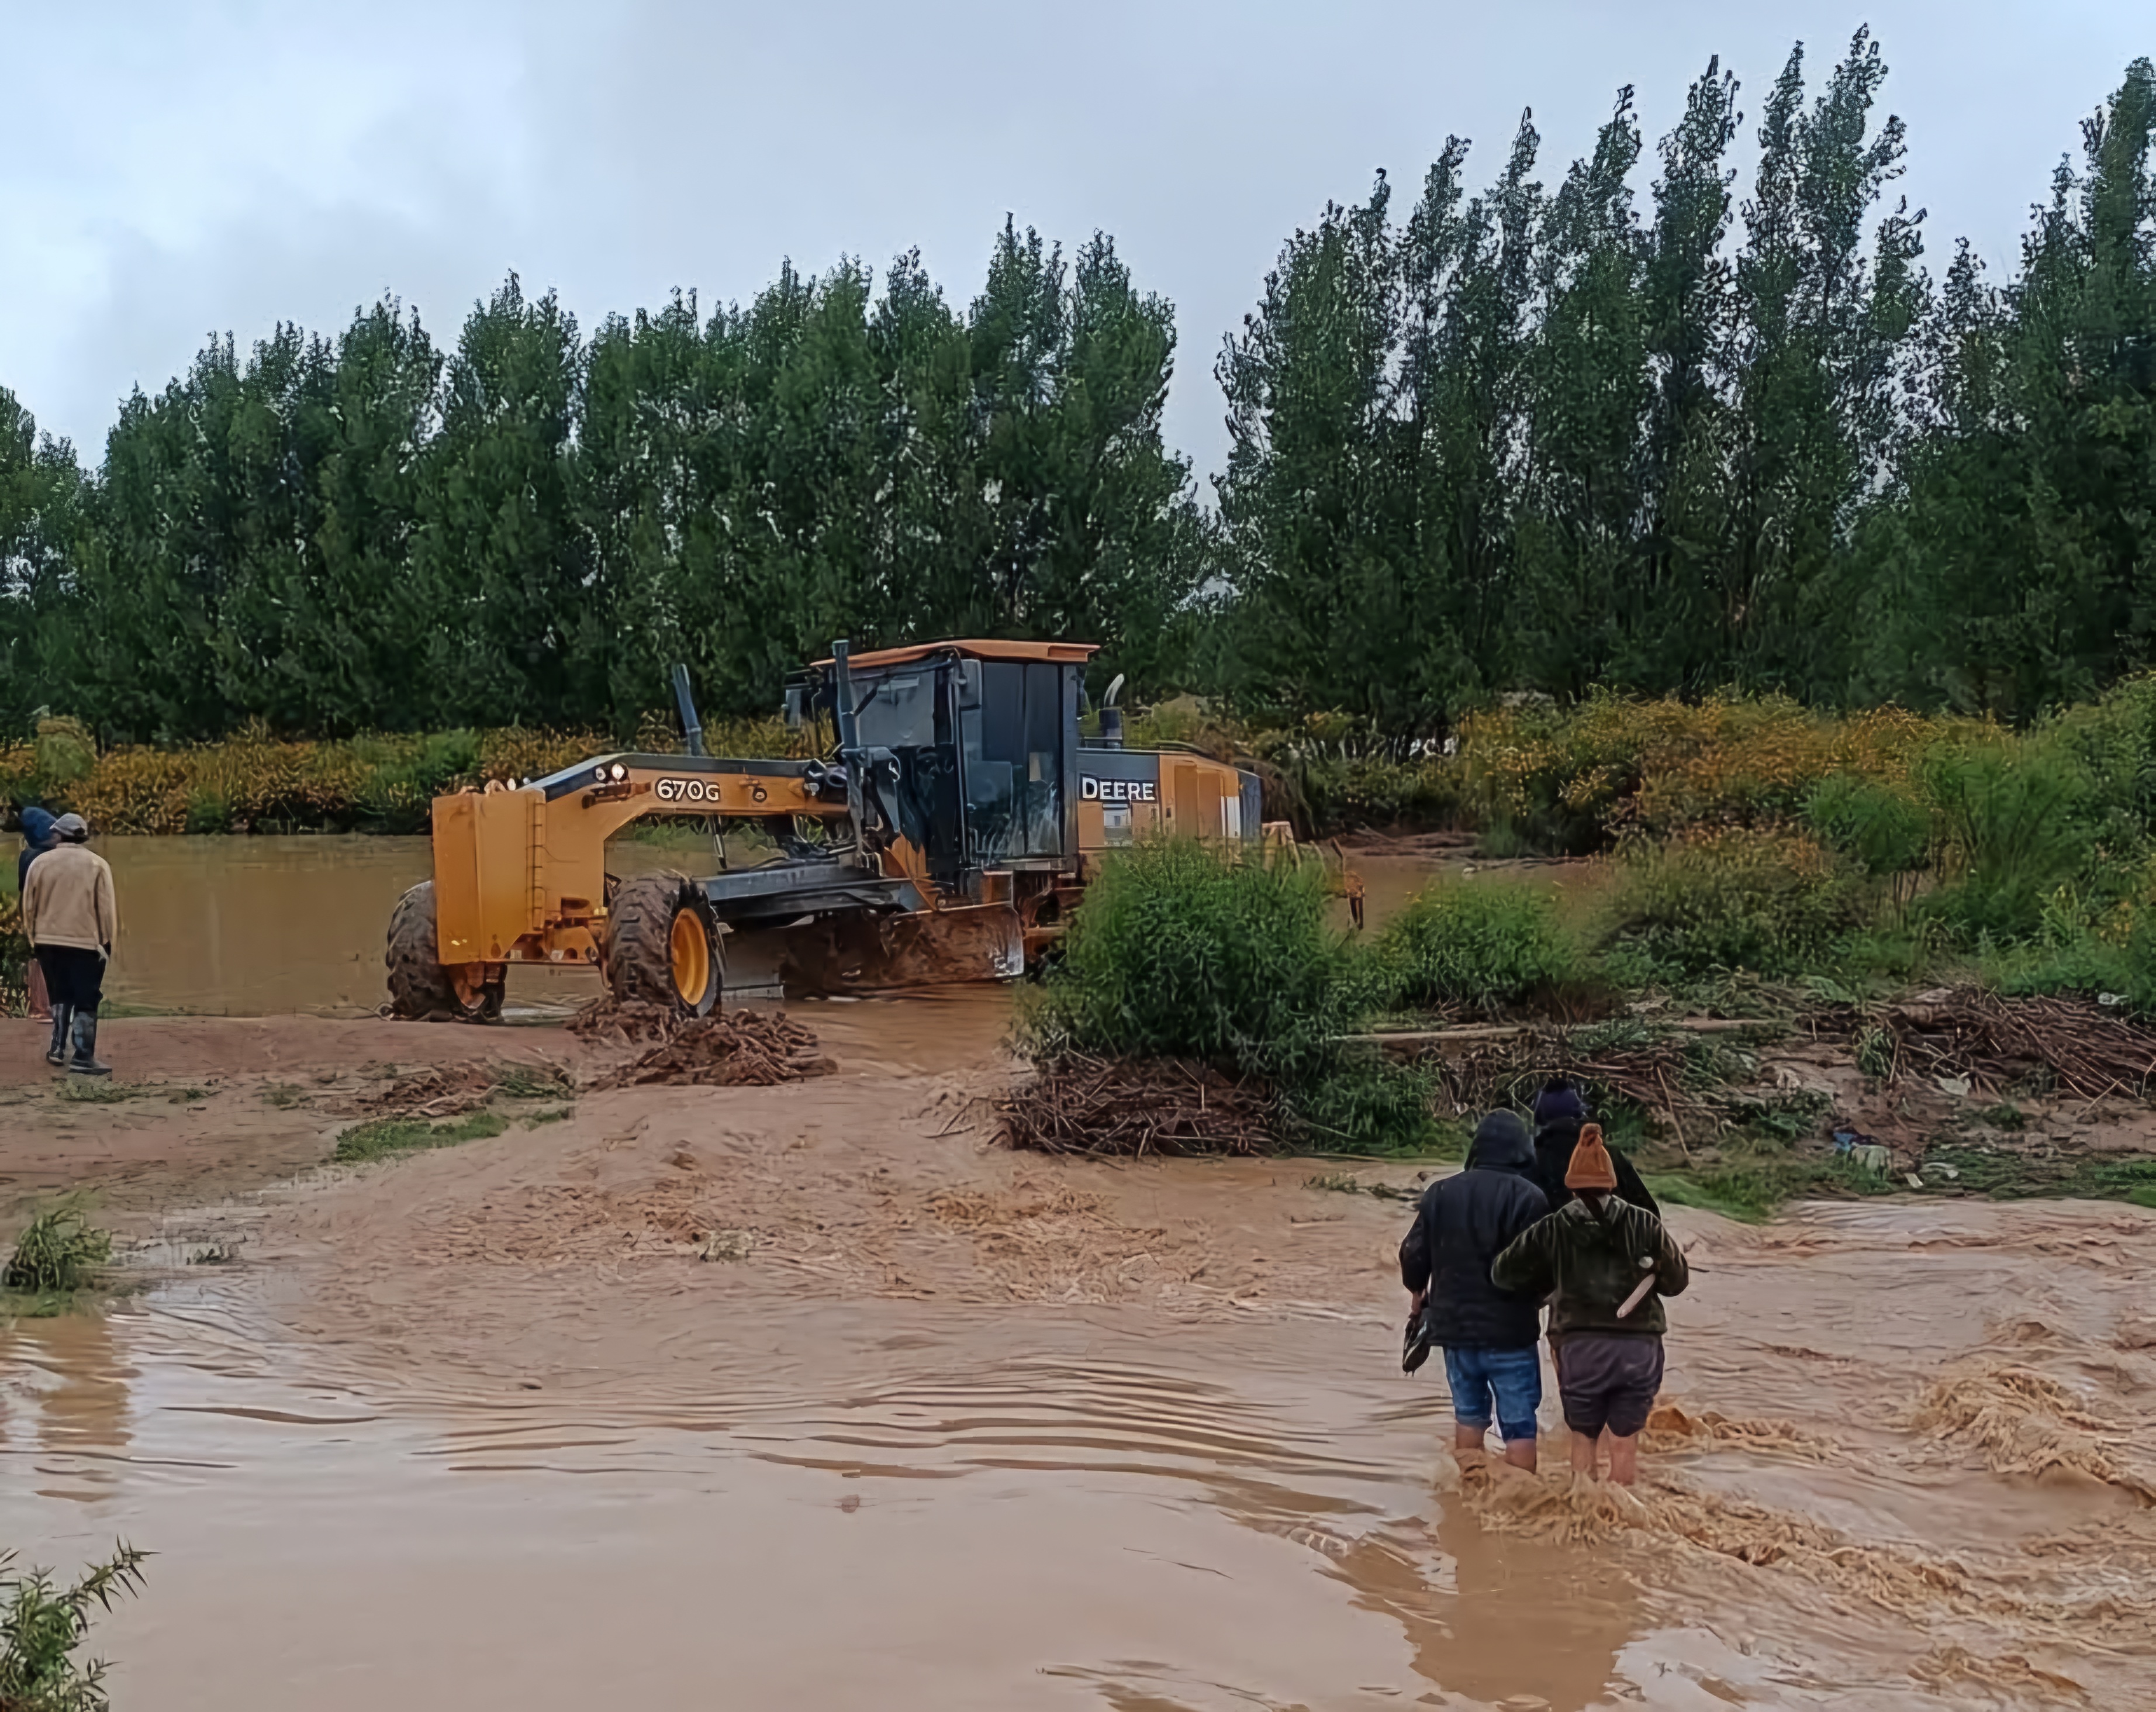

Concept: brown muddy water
[[56, 837, 1488, 1017]]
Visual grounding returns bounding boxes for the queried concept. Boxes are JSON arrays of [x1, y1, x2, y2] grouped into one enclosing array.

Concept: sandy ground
[[3, 1010, 2154, 1707]]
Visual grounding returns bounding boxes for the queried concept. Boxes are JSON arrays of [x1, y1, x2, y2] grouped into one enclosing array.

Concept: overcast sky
[[1, 1, 2146, 484]]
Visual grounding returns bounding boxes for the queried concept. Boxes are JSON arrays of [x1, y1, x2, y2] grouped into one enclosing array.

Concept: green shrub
[[4, 1207, 113, 1295], [0, 1543, 148, 1712], [1027, 840, 1436, 1152], [1598, 829, 1868, 979], [1375, 878, 1574, 1011], [1805, 774, 1930, 879], [1919, 744, 2093, 942], [1288, 1061, 1440, 1155]]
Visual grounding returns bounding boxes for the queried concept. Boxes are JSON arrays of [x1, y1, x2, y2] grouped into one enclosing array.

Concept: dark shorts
[[36, 945, 106, 1013], [1554, 1333, 1664, 1438], [1442, 1344, 1543, 1441]]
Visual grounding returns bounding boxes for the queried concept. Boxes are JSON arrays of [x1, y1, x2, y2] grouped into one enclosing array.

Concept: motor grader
[[385, 638, 1286, 1020]]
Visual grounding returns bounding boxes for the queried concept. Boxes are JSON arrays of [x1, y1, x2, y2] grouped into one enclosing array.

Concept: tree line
[[2, 31, 2153, 744]]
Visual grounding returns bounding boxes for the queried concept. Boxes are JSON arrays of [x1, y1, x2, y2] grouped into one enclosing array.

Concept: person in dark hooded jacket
[[1398, 1110, 1550, 1469], [11, 805, 58, 1021], [1530, 1079, 1659, 1218]]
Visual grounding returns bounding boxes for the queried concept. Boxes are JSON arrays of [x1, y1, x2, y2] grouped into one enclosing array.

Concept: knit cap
[[1564, 1122, 1619, 1191], [1532, 1079, 1587, 1128]]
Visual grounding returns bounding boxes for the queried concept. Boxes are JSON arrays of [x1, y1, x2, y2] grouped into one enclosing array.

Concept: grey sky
[[2, 1, 2146, 485]]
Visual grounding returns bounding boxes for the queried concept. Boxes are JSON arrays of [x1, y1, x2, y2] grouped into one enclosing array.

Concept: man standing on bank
[[20, 813, 117, 1076], [1493, 1124, 1687, 1486], [1398, 1110, 1551, 1470]]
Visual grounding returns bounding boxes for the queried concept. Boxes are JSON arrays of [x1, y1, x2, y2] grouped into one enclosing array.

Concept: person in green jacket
[[1492, 1124, 1688, 1486]]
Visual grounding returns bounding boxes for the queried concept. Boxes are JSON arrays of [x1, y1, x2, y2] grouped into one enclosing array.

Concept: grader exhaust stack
[[385, 638, 1271, 1020]]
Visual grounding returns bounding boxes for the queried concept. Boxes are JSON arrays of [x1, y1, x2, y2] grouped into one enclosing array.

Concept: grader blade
[[779, 903, 1025, 995]]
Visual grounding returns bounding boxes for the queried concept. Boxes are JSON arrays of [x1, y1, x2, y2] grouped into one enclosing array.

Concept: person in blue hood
[[12, 804, 59, 1020]]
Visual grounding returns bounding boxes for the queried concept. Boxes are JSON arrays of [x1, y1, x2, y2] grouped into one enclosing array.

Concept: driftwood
[[586, 1010, 837, 1089], [1815, 989, 2156, 1101], [995, 1054, 1278, 1158]]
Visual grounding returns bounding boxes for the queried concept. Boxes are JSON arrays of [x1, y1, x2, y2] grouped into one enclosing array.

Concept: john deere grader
[[385, 639, 1270, 1020]]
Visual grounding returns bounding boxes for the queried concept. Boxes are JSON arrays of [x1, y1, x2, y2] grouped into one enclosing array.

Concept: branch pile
[[586, 1010, 837, 1089], [995, 1054, 1279, 1158], [1824, 989, 2156, 1100], [567, 996, 685, 1047], [1413, 1033, 1711, 1123], [355, 1059, 576, 1117]]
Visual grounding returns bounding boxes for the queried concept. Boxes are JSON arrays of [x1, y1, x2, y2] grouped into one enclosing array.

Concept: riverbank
[[3, 1005, 2151, 1707]]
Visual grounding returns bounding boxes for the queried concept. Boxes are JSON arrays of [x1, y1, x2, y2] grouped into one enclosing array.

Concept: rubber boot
[[46, 1003, 72, 1068], [67, 1011, 110, 1078]]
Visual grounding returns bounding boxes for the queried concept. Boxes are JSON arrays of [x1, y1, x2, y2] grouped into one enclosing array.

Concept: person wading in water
[[1398, 1110, 1550, 1471], [1493, 1124, 1687, 1486]]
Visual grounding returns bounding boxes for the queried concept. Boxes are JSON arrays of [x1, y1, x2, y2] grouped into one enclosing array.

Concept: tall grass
[[1598, 829, 1868, 981], [3, 1206, 113, 1295]]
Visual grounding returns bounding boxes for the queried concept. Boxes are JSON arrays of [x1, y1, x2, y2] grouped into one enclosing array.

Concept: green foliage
[[0, 1542, 148, 1712], [1923, 1145, 2156, 1205], [1288, 1061, 1441, 1156], [332, 1110, 508, 1165], [1919, 744, 2093, 941], [1374, 878, 1574, 1010], [1027, 840, 1431, 1151], [1599, 830, 1865, 979], [1805, 774, 1930, 878], [1028, 840, 1362, 1082], [4, 1207, 113, 1294]]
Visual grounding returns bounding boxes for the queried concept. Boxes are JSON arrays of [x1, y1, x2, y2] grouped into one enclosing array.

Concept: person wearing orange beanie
[[1492, 1124, 1689, 1485]]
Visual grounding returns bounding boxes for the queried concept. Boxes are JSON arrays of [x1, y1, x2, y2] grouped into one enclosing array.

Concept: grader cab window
[[962, 661, 1067, 862]]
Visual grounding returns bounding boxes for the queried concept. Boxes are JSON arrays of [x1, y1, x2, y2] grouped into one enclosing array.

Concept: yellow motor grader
[[385, 638, 1285, 1019]]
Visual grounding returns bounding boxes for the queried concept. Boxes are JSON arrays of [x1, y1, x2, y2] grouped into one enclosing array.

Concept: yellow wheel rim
[[669, 907, 710, 1006]]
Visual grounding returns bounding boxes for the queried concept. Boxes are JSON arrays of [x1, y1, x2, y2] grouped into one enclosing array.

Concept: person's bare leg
[[1569, 1429, 1598, 1478], [1453, 1424, 1488, 1458], [1605, 1433, 1640, 1486], [1502, 1436, 1537, 1472]]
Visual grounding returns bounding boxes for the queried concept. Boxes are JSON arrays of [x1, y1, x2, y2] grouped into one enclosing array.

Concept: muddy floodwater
[[3, 838, 2150, 1708], [65, 835, 1486, 1017]]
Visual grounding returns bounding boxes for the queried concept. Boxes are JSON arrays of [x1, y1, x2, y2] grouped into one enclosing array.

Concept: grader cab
[[385, 639, 1270, 1019]]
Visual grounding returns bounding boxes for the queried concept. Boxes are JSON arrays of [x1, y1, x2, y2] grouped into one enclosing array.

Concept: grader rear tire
[[604, 874, 720, 1014], [385, 881, 503, 1023]]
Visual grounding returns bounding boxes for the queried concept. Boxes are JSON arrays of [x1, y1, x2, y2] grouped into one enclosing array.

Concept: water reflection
[[0, 1309, 137, 1500]]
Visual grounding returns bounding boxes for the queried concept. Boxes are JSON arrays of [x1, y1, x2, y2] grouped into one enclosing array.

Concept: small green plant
[[260, 1083, 305, 1109], [0, 1542, 148, 1712], [1373, 877, 1575, 1012], [332, 1110, 508, 1165], [1856, 1026, 1894, 1081], [4, 1207, 113, 1295], [490, 1062, 578, 1100]]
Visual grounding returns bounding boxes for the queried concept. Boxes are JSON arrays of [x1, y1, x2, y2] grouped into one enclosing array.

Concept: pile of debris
[[994, 1055, 1277, 1158], [566, 996, 685, 1048], [355, 1059, 576, 1117], [1818, 989, 2156, 1100], [586, 1010, 837, 1090]]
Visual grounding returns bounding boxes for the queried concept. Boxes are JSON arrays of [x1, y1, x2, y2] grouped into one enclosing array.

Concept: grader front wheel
[[604, 874, 721, 1014], [385, 881, 504, 1023]]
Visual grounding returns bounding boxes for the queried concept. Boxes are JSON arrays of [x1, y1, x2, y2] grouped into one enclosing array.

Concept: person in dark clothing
[[1529, 1078, 1660, 1219], [11, 805, 58, 1021], [1494, 1124, 1689, 1486], [1398, 1110, 1551, 1469]]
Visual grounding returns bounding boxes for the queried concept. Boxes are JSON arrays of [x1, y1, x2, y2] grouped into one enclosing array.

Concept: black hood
[[1465, 1109, 1535, 1174]]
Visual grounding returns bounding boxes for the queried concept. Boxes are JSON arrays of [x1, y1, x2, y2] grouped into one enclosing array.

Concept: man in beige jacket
[[20, 813, 117, 1076]]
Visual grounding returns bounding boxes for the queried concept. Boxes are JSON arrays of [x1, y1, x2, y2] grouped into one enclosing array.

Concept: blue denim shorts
[[1442, 1344, 1543, 1441]]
